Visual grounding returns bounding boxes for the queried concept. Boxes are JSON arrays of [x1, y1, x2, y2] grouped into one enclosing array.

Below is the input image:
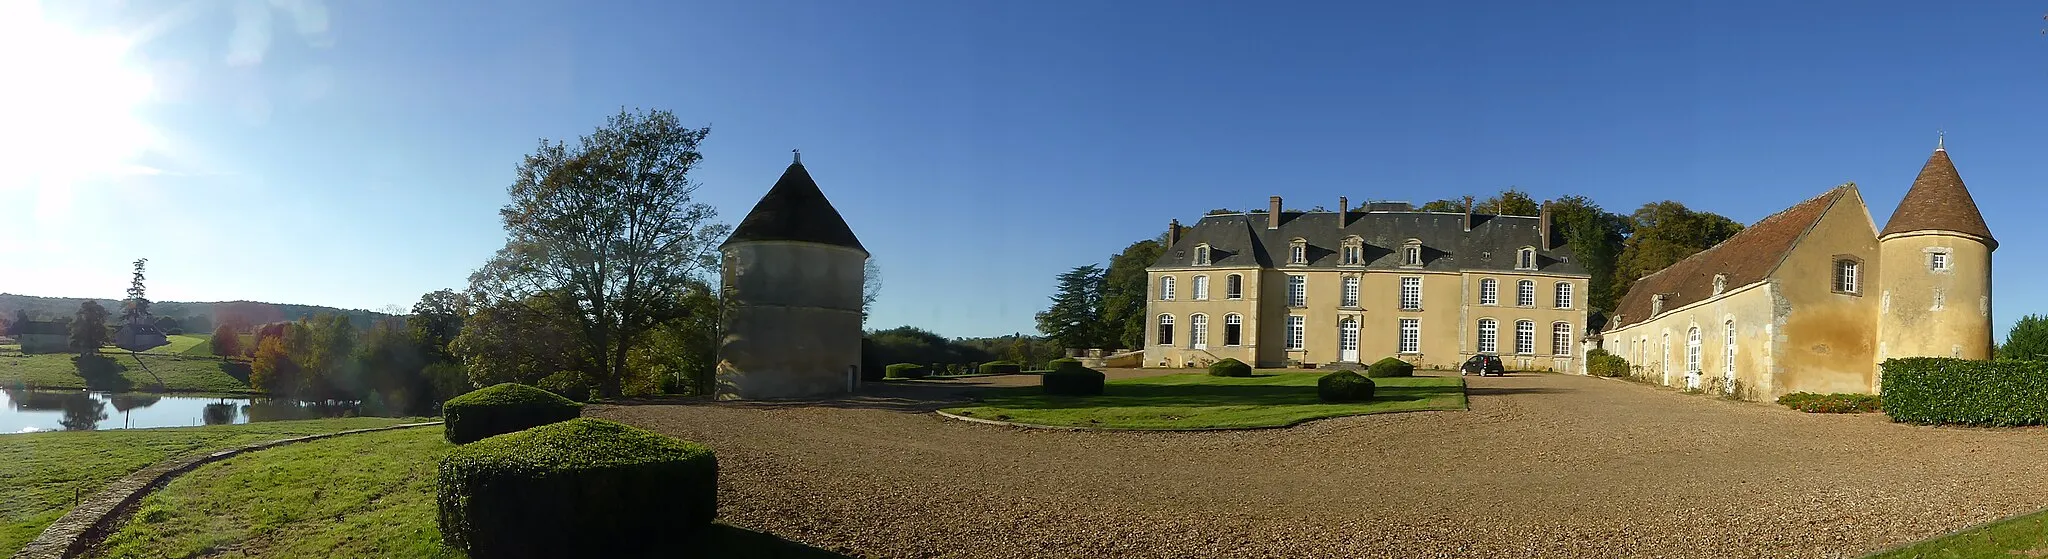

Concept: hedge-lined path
[[594, 371, 2048, 559]]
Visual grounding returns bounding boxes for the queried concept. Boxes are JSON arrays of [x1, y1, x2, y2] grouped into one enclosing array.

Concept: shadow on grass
[[73, 354, 136, 392], [217, 360, 252, 384], [974, 383, 1453, 410], [701, 523, 852, 559]]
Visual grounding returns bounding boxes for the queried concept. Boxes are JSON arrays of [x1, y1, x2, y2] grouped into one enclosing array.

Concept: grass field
[[943, 372, 1467, 429], [0, 352, 253, 394], [0, 417, 418, 556], [1862, 508, 2048, 558], [176, 334, 255, 358], [96, 426, 849, 559]]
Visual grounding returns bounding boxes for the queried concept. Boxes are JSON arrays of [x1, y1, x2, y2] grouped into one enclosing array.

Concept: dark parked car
[[1460, 354, 1505, 377]]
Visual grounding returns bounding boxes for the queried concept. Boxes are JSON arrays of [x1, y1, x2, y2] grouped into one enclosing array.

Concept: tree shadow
[[73, 354, 135, 392], [970, 383, 1452, 410], [1464, 386, 1570, 396], [699, 523, 852, 559], [217, 360, 253, 384]]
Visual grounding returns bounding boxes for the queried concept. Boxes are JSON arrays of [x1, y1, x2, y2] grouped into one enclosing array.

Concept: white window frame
[[1225, 274, 1243, 300], [1161, 276, 1176, 301], [1723, 320, 1736, 377], [1686, 327, 1702, 374], [1194, 244, 1211, 266], [1287, 275, 1307, 307], [1398, 318, 1420, 354], [1479, 278, 1498, 306], [1341, 238, 1363, 266], [1339, 317, 1359, 353], [1834, 258, 1860, 294], [1554, 282, 1573, 309], [1156, 314, 1174, 346], [1341, 276, 1360, 307], [1190, 314, 1209, 349], [1400, 276, 1422, 310], [1930, 251, 1950, 271], [1515, 319, 1535, 355], [1224, 313, 1243, 346], [1289, 240, 1307, 265], [1517, 247, 1536, 270], [1402, 245, 1422, 266], [1286, 315, 1305, 350], [1192, 275, 1210, 301], [1552, 322, 1572, 355], [1516, 280, 1535, 307], [1477, 318, 1498, 354]]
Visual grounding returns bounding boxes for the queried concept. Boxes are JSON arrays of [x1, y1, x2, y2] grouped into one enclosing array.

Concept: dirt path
[[591, 372, 2048, 559]]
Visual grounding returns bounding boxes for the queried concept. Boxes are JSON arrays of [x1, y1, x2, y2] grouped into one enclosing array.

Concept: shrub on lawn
[[1775, 392, 1882, 413], [438, 418, 717, 559], [1317, 370, 1375, 402], [979, 361, 1022, 374], [1042, 359, 1105, 396], [442, 383, 584, 444], [1881, 357, 2048, 426], [1587, 348, 1630, 378], [1208, 358, 1253, 377], [1366, 357, 1415, 378], [536, 370, 595, 402], [885, 363, 929, 379]]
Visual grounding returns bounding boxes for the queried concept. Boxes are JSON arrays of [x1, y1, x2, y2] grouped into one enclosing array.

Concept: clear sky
[[2, 0, 2043, 340]]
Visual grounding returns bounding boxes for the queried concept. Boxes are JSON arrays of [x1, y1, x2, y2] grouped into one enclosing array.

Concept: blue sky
[[2, 0, 2043, 340]]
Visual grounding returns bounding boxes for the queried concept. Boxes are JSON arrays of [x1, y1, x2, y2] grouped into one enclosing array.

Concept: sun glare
[[0, 0, 160, 193]]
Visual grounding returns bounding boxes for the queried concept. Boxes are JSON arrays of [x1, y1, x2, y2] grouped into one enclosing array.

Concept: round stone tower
[[1875, 144, 1996, 373], [715, 151, 868, 400]]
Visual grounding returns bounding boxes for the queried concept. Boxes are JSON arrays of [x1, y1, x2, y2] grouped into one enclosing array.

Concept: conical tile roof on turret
[[1881, 148, 1995, 249], [720, 156, 866, 254]]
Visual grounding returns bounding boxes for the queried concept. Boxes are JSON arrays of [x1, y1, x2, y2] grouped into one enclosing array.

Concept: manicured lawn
[[178, 334, 254, 358], [0, 417, 418, 556], [109, 334, 209, 356], [97, 426, 849, 559], [943, 372, 1467, 429], [1863, 508, 2048, 558], [0, 352, 253, 394]]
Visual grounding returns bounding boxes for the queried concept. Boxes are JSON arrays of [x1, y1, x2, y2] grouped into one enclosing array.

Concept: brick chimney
[[1462, 195, 1475, 232], [1268, 196, 1283, 229], [1538, 203, 1553, 249], [1166, 219, 1182, 248], [1338, 196, 1348, 228]]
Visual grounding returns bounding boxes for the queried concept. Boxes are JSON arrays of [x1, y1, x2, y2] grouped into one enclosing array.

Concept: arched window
[[1686, 326, 1702, 374], [1661, 331, 1671, 382], [1192, 275, 1210, 300], [1160, 276, 1176, 301], [1517, 280, 1535, 307], [1340, 236, 1364, 266], [1514, 320, 1535, 354], [1190, 314, 1209, 349], [1289, 238, 1308, 265], [1193, 244, 1212, 266], [1517, 247, 1536, 270], [1554, 282, 1573, 309], [1342, 276, 1360, 307], [1225, 274, 1243, 299], [1156, 314, 1174, 346], [1552, 322, 1572, 355], [1479, 278, 1498, 306], [1723, 319, 1737, 378], [1224, 314, 1243, 346], [1834, 258, 1861, 294], [1402, 240, 1423, 266], [1477, 318, 1498, 354]]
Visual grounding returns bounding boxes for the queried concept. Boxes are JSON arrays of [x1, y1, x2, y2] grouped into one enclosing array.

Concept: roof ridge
[[1761, 185, 1851, 278], [1631, 186, 1848, 285]]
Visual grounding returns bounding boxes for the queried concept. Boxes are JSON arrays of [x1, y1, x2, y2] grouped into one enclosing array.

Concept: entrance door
[[1339, 318, 1360, 362]]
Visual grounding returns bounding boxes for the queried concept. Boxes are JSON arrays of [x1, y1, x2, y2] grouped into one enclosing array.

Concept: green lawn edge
[[1861, 507, 2048, 558], [940, 373, 1467, 430], [0, 352, 257, 394]]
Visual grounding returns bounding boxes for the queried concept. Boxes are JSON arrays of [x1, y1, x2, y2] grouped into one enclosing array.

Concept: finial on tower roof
[[1936, 130, 1945, 151], [793, 149, 801, 164]]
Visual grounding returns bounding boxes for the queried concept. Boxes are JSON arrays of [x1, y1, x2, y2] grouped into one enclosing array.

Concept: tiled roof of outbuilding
[[1880, 149, 1995, 248], [721, 161, 866, 254], [1604, 186, 1850, 333]]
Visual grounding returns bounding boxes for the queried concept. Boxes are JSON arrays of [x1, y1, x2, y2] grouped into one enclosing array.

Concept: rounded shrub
[[1366, 357, 1416, 378], [1042, 359, 1105, 396], [442, 383, 584, 445], [884, 363, 929, 379], [1317, 370, 1375, 403], [1586, 349, 1631, 378], [978, 361, 1023, 375], [1207, 358, 1253, 378], [437, 418, 716, 559]]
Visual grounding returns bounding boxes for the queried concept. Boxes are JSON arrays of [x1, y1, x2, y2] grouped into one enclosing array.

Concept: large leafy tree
[[1478, 187, 1540, 216], [209, 324, 243, 357], [409, 289, 470, 363], [1099, 240, 1165, 350], [1545, 195, 1631, 313], [1613, 201, 1744, 301], [2001, 315, 2048, 361], [1416, 199, 1468, 213], [1035, 264, 1108, 350], [450, 292, 587, 388], [71, 301, 109, 355], [626, 280, 724, 396], [862, 259, 882, 326], [467, 108, 728, 397]]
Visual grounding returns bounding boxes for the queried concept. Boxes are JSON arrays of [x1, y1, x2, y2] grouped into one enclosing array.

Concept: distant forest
[[0, 293, 390, 333]]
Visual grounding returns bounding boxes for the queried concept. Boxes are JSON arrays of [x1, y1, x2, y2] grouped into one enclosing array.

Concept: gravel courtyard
[[591, 371, 2048, 559]]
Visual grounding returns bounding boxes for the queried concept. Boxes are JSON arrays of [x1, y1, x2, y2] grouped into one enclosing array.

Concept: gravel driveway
[[590, 371, 2048, 559]]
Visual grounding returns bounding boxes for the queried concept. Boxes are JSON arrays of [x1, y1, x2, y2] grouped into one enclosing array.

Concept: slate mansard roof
[[1150, 210, 1589, 276], [721, 161, 867, 254]]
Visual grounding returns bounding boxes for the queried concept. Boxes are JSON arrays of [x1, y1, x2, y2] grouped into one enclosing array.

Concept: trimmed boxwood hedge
[[1775, 392, 1882, 414], [885, 363, 929, 379], [1587, 348, 1630, 378], [1881, 357, 2048, 425], [1042, 359, 1105, 396], [1208, 358, 1253, 377], [437, 418, 717, 559], [1366, 357, 1415, 378], [443, 383, 584, 444], [1317, 370, 1375, 402], [979, 361, 1023, 374]]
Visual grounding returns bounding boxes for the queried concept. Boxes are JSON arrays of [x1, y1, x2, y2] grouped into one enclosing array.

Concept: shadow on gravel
[[970, 383, 1447, 409], [594, 381, 986, 414], [1464, 386, 1571, 396], [703, 523, 852, 558]]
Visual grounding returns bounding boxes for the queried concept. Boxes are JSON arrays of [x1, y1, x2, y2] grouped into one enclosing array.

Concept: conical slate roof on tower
[[1881, 147, 1996, 249], [720, 154, 866, 254]]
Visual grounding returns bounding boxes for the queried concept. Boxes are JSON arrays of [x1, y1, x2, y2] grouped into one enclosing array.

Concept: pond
[[1, 389, 374, 434]]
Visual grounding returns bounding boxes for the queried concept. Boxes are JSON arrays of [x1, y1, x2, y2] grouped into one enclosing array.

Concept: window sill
[[1226, 296, 1243, 300], [1832, 290, 1862, 297], [1400, 308, 1422, 312]]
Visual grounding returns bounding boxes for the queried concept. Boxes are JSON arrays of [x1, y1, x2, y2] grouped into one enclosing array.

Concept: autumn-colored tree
[[1613, 201, 1744, 301], [1416, 199, 1468, 213], [209, 324, 243, 357], [250, 336, 300, 396]]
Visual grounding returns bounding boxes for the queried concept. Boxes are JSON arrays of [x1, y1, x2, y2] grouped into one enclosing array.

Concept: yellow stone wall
[[1602, 283, 1779, 399], [1876, 232, 1995, 366]]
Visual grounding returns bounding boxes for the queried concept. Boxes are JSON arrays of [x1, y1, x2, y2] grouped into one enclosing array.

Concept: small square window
[[1930, 252, 1950, 271]]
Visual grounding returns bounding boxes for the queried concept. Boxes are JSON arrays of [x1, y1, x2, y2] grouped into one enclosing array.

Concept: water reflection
[[203, 403, 237, 426], [2, 389, 387, 434]]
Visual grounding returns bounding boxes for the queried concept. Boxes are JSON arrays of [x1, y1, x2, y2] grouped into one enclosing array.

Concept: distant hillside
[[0, 293, 392, 331]]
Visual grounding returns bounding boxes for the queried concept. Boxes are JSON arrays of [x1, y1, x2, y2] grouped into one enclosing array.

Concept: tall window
[[1516, 280, 1535, 307], [1552, 322, 1572, 355], [1287, 275, 1307, 307], [1686, 326, 1702, 374], [1477, 318, 1498, 354], [1286, 315, 1304, 350], [1554, 282, 1573, 309], [1341, 238, 1363, 266], [1834, 259, 1860, 294], [1661, 332, 1671, 379], [1398, 319, 1420, 353], [1517, 247, 1536, 270], [1224, 314, 1242, 346], [1225, 274, 1243, 299], [1190, 314, 1209, 349], [1342, 276, 1360, 307], [1400, 277, 1421, 310], [1723, 320, 1737, 377], [1402, 245, 1422, 266], [1479, 278, 1498, 306], [1930, 251, 1950, 271], [1156, 314, 1174, 346], [1192, 275, 1210, 300], [1515, 320, 1534, 354], [1161, 276, 1176, 301], [1193, 244, 1211, 266], [1289, 240, 1307, 265]]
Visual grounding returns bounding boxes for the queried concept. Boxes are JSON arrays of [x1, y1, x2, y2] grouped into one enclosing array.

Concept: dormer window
[[1401, 239, 1423, 267], [1289, 238, 1307, 265], [1516, 247, 1536, 270], [1340, 236, 1364, 266], [1712, 274, 1727, 296], [1193, 244, 1212, 266]]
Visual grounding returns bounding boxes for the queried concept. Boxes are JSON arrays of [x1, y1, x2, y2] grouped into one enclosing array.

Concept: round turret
[[1875, 146, 1995, 372], [715, 153, 869, 400]]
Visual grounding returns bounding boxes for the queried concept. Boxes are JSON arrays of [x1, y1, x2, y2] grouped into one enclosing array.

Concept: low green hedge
[[1366, 357, 1415, 378], [1775, 392, 1882, 413], [1587, 348, 1630, 377], [1207, 358, 1253, 377], [1042, 359, 1104, 396], [437, 418, 717, 558], [979, 361, 1022, 374], [885, 363, 929, 379], [1317, 370, 1375, 403], [1881, 357, 2048, 425], [443, 383, 584, 444]]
